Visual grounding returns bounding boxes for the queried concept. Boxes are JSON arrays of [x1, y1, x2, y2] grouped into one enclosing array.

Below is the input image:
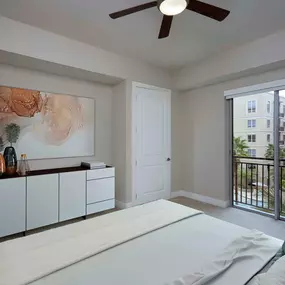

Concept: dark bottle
[[4, 146, 17, 175]]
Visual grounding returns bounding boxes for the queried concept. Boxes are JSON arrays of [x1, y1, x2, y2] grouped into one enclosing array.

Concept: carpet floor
[[171, 196, 285, 240]]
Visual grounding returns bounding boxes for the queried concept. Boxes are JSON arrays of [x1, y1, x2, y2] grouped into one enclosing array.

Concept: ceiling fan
[[109, 0, 230, 39]]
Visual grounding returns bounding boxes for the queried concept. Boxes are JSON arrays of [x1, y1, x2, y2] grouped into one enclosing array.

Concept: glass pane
[[252, 100, 256, 113], [233, 92, 274, 214]]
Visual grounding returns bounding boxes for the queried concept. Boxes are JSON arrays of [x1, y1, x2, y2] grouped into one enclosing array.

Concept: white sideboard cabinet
[[27, 174, 59, 230], [0, 178, 26, 237], [59, 171, 86, 222], [0, 166, 115, 237]]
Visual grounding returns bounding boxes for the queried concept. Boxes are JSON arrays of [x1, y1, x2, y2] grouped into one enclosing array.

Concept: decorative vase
[[4, 146, 17, 175], [0, 154, 5, 176]]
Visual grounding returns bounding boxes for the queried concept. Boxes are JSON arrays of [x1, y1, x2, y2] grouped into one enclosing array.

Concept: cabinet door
[[27, 174, 58, 230], [87, 177, 115, 204], [59, 171, 86, 222], [0, 178, 26, 237]]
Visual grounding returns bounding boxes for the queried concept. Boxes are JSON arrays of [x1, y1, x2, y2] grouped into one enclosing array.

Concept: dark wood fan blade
[[158, 15, 173, 39], [110, 1, 157, 19], [187, 0, 230, 22]]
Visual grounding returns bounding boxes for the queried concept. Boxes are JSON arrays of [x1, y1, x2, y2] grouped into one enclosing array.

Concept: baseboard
[[115, 200, 133, 209], [170, 190, 185, 199], [117, 191, 230, 209], [171, 190, 230, 208]]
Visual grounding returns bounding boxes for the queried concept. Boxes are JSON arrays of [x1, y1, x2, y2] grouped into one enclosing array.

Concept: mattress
[[1, 200, 281, 285], [0, 200, 201, 285], [30, 214, 281, 285]]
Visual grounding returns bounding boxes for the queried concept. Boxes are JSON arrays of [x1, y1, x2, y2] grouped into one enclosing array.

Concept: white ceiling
[[1, 0, 285, 69]]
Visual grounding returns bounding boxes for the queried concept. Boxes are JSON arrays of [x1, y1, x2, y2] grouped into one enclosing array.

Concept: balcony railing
[[280, 126, 285, 132], [233, 156, 285, 216]]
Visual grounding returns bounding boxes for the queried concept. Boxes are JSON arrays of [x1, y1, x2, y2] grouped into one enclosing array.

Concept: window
[[248, 134, 256, 143], [267, 101, 271, 113], [248, 100, 256, 113], [267, 134, 270, 143], [248, 149, 257, 157], [248, 119, 256, 128], [267, 120, 270, 128]]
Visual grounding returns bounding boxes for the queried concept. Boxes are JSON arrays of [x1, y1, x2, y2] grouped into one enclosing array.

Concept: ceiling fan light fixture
[[158, 0, 189, 16]]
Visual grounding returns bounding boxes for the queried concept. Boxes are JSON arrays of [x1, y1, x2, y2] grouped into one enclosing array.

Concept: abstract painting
[[0, 86, 95, 159]]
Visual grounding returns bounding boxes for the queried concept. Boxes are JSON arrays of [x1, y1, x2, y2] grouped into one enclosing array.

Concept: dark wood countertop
[[0, 165, 112, 180]]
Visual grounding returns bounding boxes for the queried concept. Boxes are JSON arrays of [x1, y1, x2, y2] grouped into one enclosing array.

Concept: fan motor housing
[[157, 0, 190, 14]]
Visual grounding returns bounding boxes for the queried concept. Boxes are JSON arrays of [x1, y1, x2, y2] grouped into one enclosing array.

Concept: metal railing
[[233, 156, 285, 216]]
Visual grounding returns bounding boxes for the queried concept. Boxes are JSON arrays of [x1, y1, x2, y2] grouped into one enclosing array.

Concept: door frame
[[131, 81, 171, 206], [225, 98, 233, 206]]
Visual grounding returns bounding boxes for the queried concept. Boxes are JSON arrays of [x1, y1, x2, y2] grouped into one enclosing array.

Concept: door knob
[[167, 158, 171, 161]]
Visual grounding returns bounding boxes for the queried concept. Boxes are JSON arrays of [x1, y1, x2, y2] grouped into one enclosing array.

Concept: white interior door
[[134, 83, 171, 205]]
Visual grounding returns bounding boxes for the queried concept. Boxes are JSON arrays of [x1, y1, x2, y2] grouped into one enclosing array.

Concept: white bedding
[[31, 214, 281, 285], [168, 230, 281, 285], [248, 255, 285, 285], [0, 200, 282, 285], [0, 200, 201, 285]]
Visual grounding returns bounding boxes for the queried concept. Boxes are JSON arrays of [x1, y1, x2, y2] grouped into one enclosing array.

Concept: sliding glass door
[[278, 90, 285, 218], [231, 88, 285, 220]]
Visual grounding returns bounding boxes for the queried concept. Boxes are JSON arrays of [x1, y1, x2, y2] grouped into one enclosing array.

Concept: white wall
[[112, 80, 129, 203], [0, 64, 113, 170], [179, 66, 285, 202], [0, 17, 171, 89], [171, 92, 183, 192], [112, 80, 135, 204], [174, 28, 285, 91]]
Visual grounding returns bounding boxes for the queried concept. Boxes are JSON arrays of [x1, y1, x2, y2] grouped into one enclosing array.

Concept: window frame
[[248, 119, 256, 128], [267, 101, 271, 113], [247, 100, 257, 113], [248, 148, 257, 157], [248, 134, 256, 143]]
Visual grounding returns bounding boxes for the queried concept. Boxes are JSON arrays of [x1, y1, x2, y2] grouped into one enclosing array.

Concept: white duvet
[[0, 200, 201, 285], [169, 230, 281, 285], [0, 200, 282, 285]]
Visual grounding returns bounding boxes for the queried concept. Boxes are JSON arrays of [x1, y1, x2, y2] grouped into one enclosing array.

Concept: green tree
[[264, 143, 285, 213], [265, 143, 285, 159], [233, 137, 249, 157], [233, 137, 249, 201], [265, 144, 274, 159]]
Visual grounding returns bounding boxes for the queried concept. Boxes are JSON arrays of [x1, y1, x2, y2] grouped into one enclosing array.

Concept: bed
[[0, 200, 283, 285]]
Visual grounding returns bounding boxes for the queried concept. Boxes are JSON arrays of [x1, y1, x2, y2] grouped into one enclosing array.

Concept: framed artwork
[[0, 86, 95, 159]]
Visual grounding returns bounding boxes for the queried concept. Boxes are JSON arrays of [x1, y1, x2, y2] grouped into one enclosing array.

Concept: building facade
[[234, 92, 285, 158]]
